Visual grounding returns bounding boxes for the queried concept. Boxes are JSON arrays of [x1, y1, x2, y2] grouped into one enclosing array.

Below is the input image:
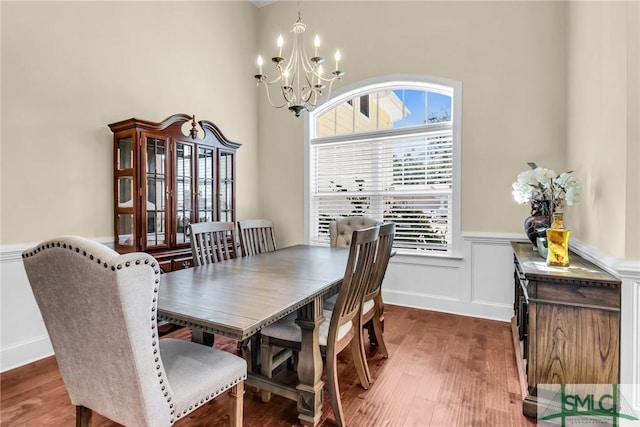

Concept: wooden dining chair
[[237, 219, 277, 256], [260, 226, 380, 427], [189, 221, 237, 266], [361, 222, 395, 385], [188, 221, 238, 346], [22, 236, 247, 427]]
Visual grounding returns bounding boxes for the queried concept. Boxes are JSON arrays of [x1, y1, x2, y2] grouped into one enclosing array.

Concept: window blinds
[[310, 128, 453, 255]]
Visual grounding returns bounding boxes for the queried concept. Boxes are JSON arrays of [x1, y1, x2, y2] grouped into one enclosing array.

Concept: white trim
[[0, 237, 114, 263], [633, 278, 640, 409], [1, 335, 53, 373]]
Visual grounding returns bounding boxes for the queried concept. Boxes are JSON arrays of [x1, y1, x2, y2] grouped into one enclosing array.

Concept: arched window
[[306, 75, 462, 257]]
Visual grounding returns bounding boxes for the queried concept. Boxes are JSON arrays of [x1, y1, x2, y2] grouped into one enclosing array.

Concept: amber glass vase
[[546, 212, 570, 266]]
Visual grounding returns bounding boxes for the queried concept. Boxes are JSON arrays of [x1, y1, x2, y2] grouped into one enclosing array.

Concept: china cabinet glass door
[[197, 147, 216, 222], [143, 134, 169, 248], [115, 136, 135, 248], [175, 142, 193, 245], [219, 150, 235, 222]]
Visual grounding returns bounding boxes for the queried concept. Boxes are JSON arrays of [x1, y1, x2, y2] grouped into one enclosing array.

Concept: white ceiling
[[251, 0, 277, 8]]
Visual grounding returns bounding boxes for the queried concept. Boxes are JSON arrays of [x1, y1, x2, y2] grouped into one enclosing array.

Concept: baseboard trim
[[383, 289, 513, 322], [1, 334, 53, 373]]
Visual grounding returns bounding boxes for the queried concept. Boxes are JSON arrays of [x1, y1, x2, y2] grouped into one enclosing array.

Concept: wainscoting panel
[[634, 277, 640, 410], [382, 234, 520, 322], [0, 238, 112, 373], [623, 273, 640, 412], [470, 239, 515, 307]]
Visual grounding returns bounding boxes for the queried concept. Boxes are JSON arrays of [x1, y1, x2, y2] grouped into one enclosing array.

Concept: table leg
[[191, 328, 215, 347], [295, 296, 325, 427]]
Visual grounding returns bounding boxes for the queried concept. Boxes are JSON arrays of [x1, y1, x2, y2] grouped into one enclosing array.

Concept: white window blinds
[[310, 126, 453, 255]]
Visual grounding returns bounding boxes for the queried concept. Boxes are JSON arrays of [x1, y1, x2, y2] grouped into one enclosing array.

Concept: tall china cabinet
[[108, 114, 240, 272]]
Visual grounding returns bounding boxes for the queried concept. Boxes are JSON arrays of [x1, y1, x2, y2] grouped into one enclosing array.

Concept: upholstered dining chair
[[22, 236, 246, 427], [260, 226, 380, 427], [329, 215, 380, 248], [361, 222, 395, 385], [324, 216, 381, 311], [189, 221, 238, 266], [237, 219, 277, 256]]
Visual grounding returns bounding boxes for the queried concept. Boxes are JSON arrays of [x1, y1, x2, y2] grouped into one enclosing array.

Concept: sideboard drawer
[[532, 281, 620, 310]]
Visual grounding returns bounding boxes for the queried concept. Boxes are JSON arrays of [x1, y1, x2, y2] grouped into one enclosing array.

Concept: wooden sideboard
[[511, 241, 621, 417]]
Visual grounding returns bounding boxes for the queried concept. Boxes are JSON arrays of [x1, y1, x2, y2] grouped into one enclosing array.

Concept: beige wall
[[257, 1, 569, 247], [566, 0, 640, 260], [2, 1, 637, 262], [1, 1, 260, 245]]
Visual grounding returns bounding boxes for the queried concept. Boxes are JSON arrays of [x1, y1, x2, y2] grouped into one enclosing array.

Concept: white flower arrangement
[[512, 162, 582, 212]]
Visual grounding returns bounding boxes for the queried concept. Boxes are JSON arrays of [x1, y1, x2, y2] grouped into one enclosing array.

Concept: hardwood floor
[[1, 305, 536, 427]]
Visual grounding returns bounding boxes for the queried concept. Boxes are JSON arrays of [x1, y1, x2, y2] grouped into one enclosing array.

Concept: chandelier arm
[[261, 83, 289, 109]]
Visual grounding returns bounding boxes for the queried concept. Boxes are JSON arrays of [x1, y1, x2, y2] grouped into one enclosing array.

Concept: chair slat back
[[330, 226, 379, 336], [238, 219, 276, 256], [189, 222, 237, 266], [363, 222, 395, 302]]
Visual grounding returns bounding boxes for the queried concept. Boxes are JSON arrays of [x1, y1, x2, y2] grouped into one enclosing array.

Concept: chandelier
[[254, 12, 344, 117]]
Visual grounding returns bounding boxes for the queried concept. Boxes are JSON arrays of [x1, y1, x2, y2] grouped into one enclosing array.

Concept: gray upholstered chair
[[329, 215, 380, 248], [22, 236, 247, 427], [189, 221, 238, 266], [237, 219, 277, 256], [260, 226, 380, 427]]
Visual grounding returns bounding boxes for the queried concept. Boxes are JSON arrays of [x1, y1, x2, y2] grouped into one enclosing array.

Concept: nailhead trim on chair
[[172, 376, 246, 421]]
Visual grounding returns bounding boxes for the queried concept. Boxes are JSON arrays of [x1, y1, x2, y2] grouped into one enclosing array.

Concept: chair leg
[[260, 336, 274, 402], [350, 333, 370, 390], [191, 328, 215, 346], [229, 381, 244, 427], [76, 406, 92, 427], [372, 314, 388, 358], [365, 320, 378, 346], [359, 321, 374, 386], [326, 346, 346, 427]]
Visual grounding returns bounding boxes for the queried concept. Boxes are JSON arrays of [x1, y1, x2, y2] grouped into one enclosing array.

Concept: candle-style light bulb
[[314, 34, 320, 57], [334, 50, 341, 71], [316, 65, 323, 85], [284, 69, 289, 86], [277, 35, 283, 57], [257, 55, 263, 74]]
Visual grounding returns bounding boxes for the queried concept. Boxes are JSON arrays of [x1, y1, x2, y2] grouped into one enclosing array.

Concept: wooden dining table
[[157, 244, 350, 427]]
